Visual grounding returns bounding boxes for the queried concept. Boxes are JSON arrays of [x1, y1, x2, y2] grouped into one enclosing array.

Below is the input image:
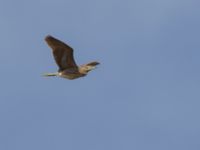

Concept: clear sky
[[0, 0, 200, 150]]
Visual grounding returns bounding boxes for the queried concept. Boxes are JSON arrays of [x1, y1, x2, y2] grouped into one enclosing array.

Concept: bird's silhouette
[[44, 35, 100, 79]]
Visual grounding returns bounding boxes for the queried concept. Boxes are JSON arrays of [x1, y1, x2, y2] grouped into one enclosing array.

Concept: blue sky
[[0, 0, 200, 150]]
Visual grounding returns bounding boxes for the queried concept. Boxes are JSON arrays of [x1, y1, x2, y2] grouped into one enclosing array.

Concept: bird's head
[[79, 61, 100, 74]]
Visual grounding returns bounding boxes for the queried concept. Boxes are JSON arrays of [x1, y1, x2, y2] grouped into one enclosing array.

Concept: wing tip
[[45, 35, 61, 47], [45, 35, 54, 42]]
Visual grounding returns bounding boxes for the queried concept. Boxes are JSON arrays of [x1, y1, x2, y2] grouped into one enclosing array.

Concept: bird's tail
[[43, 72, 59, 77]]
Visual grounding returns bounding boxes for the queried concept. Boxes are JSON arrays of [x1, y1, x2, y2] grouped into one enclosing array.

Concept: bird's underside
[[44, 35, 100, 80]]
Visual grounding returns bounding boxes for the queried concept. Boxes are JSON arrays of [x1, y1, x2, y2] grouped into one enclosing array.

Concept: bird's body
[[44, 35, 99, 80], [58, 68, 86, 79]]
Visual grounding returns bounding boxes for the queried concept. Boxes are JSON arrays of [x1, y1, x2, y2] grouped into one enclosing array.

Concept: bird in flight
[[44, 35, 100, 80]]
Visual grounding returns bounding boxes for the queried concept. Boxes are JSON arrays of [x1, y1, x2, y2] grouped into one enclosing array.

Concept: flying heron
[[44, 35, 100, 80]]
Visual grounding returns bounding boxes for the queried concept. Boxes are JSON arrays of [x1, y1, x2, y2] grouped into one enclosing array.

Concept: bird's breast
[[58, 69, 86, 80]]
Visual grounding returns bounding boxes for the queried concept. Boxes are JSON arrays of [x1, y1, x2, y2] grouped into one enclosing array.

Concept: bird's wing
[[45, 35, 78, 70]]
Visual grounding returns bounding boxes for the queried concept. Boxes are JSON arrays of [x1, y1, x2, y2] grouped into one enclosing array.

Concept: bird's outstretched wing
[[45, 35, 78, 71]]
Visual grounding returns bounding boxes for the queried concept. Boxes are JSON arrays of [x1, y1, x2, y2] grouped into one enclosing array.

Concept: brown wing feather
[[45, 35, 78, 70]]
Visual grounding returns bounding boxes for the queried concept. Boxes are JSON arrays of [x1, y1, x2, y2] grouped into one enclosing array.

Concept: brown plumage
[[44, 35, 100, 80]]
